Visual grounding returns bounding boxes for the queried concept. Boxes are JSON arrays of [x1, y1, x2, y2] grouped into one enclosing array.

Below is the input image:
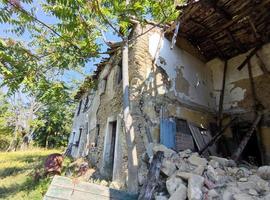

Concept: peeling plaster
[[154, 37, 215, 109]]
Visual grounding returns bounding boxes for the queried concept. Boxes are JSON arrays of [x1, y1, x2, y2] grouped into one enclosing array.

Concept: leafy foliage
[[0, 0, 186, 149]]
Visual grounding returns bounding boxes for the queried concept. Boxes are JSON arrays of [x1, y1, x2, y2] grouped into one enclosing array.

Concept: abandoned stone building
[[67, 0, 270, 189]]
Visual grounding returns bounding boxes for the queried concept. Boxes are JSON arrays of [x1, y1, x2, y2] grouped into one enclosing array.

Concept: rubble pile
[[140, 144, 270, 200]]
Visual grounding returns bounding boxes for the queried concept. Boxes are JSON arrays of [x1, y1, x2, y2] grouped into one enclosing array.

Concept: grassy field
[[0, 149, 70, 200]]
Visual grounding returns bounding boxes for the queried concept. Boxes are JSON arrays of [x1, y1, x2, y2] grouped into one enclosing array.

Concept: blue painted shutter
[[160, 119, 176, 149]]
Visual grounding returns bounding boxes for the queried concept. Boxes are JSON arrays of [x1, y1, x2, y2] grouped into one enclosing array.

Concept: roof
[[176, 0, 270, 60]]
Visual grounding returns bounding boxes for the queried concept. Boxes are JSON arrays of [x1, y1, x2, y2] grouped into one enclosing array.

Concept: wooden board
[[160, 119, 176, 149], [188, 122, 217, 156], [44, 176, 138, 200]]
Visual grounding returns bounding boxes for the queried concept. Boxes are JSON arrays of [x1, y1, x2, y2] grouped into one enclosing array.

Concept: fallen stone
[[263, 193, 270, 200], [209, 156, 236, 167], [237, 181, 258, 192], [166, 173, 185, 195], [187, 175, 204, 200], [233, 193, 255, 200], [175, 158, 195, 172], [207, 189, 219, 200], [176, 171, 192, 180], [168, 184, 187, 200], [155, 195, 168, 200], [178, 149, 192, 158], [239, 177, 248, 182], [206, 165, 225, 184], [188, 155, 208, 167], [209, 159, 220, 169], [222, 186, 241, 200], [161, 157, 177, 177], [193, 165, 205, 176], [248, 188, 258, 196], [249, 175, 270, 192], [152, 144, 176, 158], [257, 166, 270, 180]]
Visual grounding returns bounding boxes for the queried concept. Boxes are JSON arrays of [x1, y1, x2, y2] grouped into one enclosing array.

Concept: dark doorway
[[108, 121, 117, 179], [232, 122, 262, 165]]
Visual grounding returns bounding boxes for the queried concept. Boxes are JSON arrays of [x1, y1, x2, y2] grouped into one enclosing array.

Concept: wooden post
[[122, 39, 138, 193], [218, 60, 228, 129], [199, 117, 236, 155], [247, 61, 265, 164], [231, 114, 262, 161], [138, 151, 164, 200]]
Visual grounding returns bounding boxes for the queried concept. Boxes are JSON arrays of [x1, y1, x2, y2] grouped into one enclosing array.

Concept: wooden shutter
[[160, 118, 176, 149]]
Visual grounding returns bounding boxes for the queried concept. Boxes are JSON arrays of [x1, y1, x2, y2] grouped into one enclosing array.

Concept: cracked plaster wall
[[128, 24, 216, 170], [207, 43, 270, 113]]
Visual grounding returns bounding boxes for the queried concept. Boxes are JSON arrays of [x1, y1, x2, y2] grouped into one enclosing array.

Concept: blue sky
[[0, 0, 120, 86]]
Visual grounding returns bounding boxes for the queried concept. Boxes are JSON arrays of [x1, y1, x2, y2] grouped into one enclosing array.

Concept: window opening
[[76, 128, 82, 147], [77, 100, 82, 116], [83, 96, 89, 112]]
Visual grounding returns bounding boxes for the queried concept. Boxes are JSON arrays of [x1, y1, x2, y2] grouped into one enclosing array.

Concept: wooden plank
[[44, 176, 138, 200], [199, 118, 237, 155], [188, 123, 206, 151], [218, 60, 228, 128]]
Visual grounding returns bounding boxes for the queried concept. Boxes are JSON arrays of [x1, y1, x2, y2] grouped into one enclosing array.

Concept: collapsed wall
[[207, 43, 270, 164]]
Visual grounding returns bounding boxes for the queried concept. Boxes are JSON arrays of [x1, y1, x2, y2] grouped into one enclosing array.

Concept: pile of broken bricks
[[139, 144, 270, 200]]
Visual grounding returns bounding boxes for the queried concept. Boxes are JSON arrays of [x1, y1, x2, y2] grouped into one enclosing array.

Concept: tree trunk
[[122, 39, 138, 194]]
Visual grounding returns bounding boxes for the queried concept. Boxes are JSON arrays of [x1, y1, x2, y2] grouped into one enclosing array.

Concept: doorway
[[102, 119, 118, 180], [108, 121, 117, 179]]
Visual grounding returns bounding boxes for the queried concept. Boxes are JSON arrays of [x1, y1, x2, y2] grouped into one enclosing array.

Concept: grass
[[0, 149, 71, 200]]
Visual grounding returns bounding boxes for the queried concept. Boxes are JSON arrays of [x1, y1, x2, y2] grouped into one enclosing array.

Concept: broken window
[[160, 118, 216, 155], [94, 124, 100, 147], [77, 100, 82, 116], [175, 119, 195, 152], [160, 118, 195, 151], [72, 132, 76, 145]]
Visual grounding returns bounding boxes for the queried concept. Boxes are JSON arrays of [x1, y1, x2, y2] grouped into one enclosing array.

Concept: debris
[[168, 184, 187, 200], [139, 151, 164, 200], [166, 173, 185, 195], [257, 166, 270, 180], [187, 174, 204, 200], [188, 154, 208, 167], [161, 157, 177, 176], [142, 144, 270, 200]]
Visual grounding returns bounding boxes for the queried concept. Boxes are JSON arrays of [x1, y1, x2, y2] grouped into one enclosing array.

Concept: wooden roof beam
[[237, 46, 261, 70], [190, 18, 226, 59], [207, 0, 270, 39], [225, 29, 245, 52], [248, 17, 261, 39], [201, 0, 232, 20]]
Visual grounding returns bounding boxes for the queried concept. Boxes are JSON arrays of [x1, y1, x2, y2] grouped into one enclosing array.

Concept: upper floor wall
[[207, 43, 270, 114]]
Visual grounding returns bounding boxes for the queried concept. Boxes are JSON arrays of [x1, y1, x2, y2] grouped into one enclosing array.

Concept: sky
[[0, 0, 120, 86]]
